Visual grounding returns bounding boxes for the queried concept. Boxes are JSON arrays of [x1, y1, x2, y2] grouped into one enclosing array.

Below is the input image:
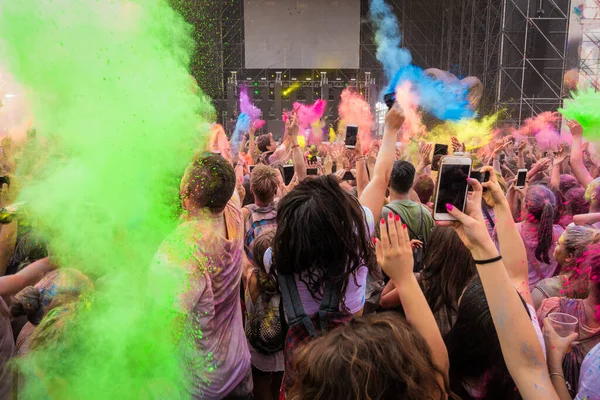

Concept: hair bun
[[10, 286, 43, 325]]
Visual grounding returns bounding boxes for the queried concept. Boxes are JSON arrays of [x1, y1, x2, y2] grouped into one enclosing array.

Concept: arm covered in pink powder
[[568, 120, 594, 188]]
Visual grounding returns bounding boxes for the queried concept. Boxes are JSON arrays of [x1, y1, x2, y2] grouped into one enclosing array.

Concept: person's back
[[153, 155, 251, 399], [243, 165, 280, 261], [384, 160, 434, 244], [518, 185, 563, 289]]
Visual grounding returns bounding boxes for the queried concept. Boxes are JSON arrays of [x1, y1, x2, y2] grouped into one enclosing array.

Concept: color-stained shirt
[[152, 192, 251, 399], [576, 341, 600, 399], [0, 298, 14, 400], [383, 200, 434, 243]]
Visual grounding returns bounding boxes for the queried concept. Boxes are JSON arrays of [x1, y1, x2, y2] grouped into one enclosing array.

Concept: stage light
[[260, 77, 267, 81], [350, 78, 356, 81], [344, 83, 349, 87], [253, 82, 259, 86], [336, 78, 342, 81], [291, 77, 297, 81], [306, 78, 311, 81], [254, 90, 259, 95]]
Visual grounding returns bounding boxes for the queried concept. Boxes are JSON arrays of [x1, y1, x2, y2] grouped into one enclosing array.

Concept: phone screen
[[499, 153, 506, 164], [468, 170, 490, 192], [249, 165, 255, 173], [345, 125, 358, 148], [307, 167, 318, 176], [435, 163, 471, 215], [517, 170, 527, 187], [283, 165, 294, 185], [431, 144, 449, 171]]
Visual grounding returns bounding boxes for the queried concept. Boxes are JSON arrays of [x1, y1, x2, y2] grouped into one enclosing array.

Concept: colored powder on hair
[[338, 89, 373, 150], [559, 88, 600, 140], [0, 0, 213, 398]]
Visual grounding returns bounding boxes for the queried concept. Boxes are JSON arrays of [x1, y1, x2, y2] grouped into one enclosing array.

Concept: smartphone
[[342, 170, 354, 181], [307, 167, 318, 176], [249, 165, 255, 173], [515, 150, 519, 156], [433, 156, 472, 221], [468, 170, 490, 192], [0, 176, 10, 187], [345, 125, 358, 149], [283, 165, 295, 185], [499, 153, 506, 164], [516, 169, 527, 189], [542, 151, 548, 158], [384, 92, 396, 110], [431, 144, 449, 171]]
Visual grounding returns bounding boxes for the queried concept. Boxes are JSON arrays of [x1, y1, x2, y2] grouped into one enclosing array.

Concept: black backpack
[[384, 204, 426, 272]]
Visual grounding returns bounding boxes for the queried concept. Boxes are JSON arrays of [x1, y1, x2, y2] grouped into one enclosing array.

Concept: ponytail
[[535, 202, 554, 264]]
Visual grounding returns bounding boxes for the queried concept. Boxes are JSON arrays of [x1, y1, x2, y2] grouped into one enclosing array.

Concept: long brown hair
[[288, 313, 452, 400]]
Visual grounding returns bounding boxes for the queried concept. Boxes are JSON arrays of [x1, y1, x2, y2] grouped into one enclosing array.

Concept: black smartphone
[[342, 170, 355, 181], [307, 167, 318, 176], [434, 157, 472, 221], [283, 165, 294, 185], [0, 176, 10, 187], [249, 165, 255, 173], [468, 170, 490, 192], [384, 92, 396, 110], [431, 144, 449, 171], [516, 169, 527, 188], [345, 125, 358, 148], [499, 153, 506, 164], [542, 151, 548, 158]]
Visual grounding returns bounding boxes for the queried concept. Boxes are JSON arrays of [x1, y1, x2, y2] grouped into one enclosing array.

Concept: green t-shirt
[[382, 200, 434, 243]]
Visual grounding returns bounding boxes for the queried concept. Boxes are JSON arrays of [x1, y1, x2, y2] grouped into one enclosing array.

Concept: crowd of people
[[0, 99, 600, 400]]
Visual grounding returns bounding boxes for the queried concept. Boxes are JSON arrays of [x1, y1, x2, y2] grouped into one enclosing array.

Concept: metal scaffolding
[[579, 0, 600, 89], [497, 0, 571, 125]]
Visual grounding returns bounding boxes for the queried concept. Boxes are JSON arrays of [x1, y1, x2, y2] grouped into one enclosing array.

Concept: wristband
[[473, 255, 502, 265], [549, 373, 571, 391], [291, 144, 300, 150], [355, 156, 365, 162]]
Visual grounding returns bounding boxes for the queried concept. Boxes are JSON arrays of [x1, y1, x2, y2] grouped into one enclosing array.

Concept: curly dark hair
[[273, 175, 377, 310], [288, 312, 453, 400]]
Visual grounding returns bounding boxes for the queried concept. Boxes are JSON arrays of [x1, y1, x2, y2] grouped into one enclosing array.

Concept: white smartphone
[[433, 156, 472, 221], [516, 169, 527, 189]]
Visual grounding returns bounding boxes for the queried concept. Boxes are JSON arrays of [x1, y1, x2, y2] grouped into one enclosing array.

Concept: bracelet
[[355, 156, 365, 162], [291, 144, 300, 150], [472, 255, 502, 265], [549, 373, 571, 391]]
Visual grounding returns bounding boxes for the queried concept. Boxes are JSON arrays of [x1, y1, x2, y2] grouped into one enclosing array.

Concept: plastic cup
[[548, 312, 578, 353]]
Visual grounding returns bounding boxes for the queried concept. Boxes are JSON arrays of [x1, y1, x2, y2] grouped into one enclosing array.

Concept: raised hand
[[385, 106, 406, 132], [451, 136, 465, 153], [553, 144, 569, 166], [480, 166, 507, 209], [419, 143, 432, 167], [375, 212, 414, 283], [567, 119, 583, 137]]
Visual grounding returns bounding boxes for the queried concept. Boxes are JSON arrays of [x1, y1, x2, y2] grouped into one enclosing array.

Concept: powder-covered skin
[[0, 0, 213, 398]]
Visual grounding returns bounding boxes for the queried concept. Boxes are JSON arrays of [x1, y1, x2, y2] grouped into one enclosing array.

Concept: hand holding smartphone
[[516, 169, 527, 189], [434, 156, 472, 221], [431, 143, 449, 172], [345, 125, 358, 149]]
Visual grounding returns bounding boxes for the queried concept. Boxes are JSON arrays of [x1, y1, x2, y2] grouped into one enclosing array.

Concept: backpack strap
[[279, 274, 317, 337], [317, 281, 342, 331], [482, 204, 495, 229]]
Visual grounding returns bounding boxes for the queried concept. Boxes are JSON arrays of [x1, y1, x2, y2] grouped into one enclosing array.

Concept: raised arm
[[355, 137, 369, 198], [0, 257, 55, 303], [359, 107, 404, 218], [568, 120, 594, 188], [248, 125, 256, 164], [286, 114, 307, 181], [480, 166, 531, 305], [440, 180, 558, 400], [573, 212, 600, 226], [550, 148, 568, 190], [376, 212, 449, 377]]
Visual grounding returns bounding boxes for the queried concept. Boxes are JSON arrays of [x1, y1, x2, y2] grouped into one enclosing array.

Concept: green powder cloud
[[0, 0, 213, 398]]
